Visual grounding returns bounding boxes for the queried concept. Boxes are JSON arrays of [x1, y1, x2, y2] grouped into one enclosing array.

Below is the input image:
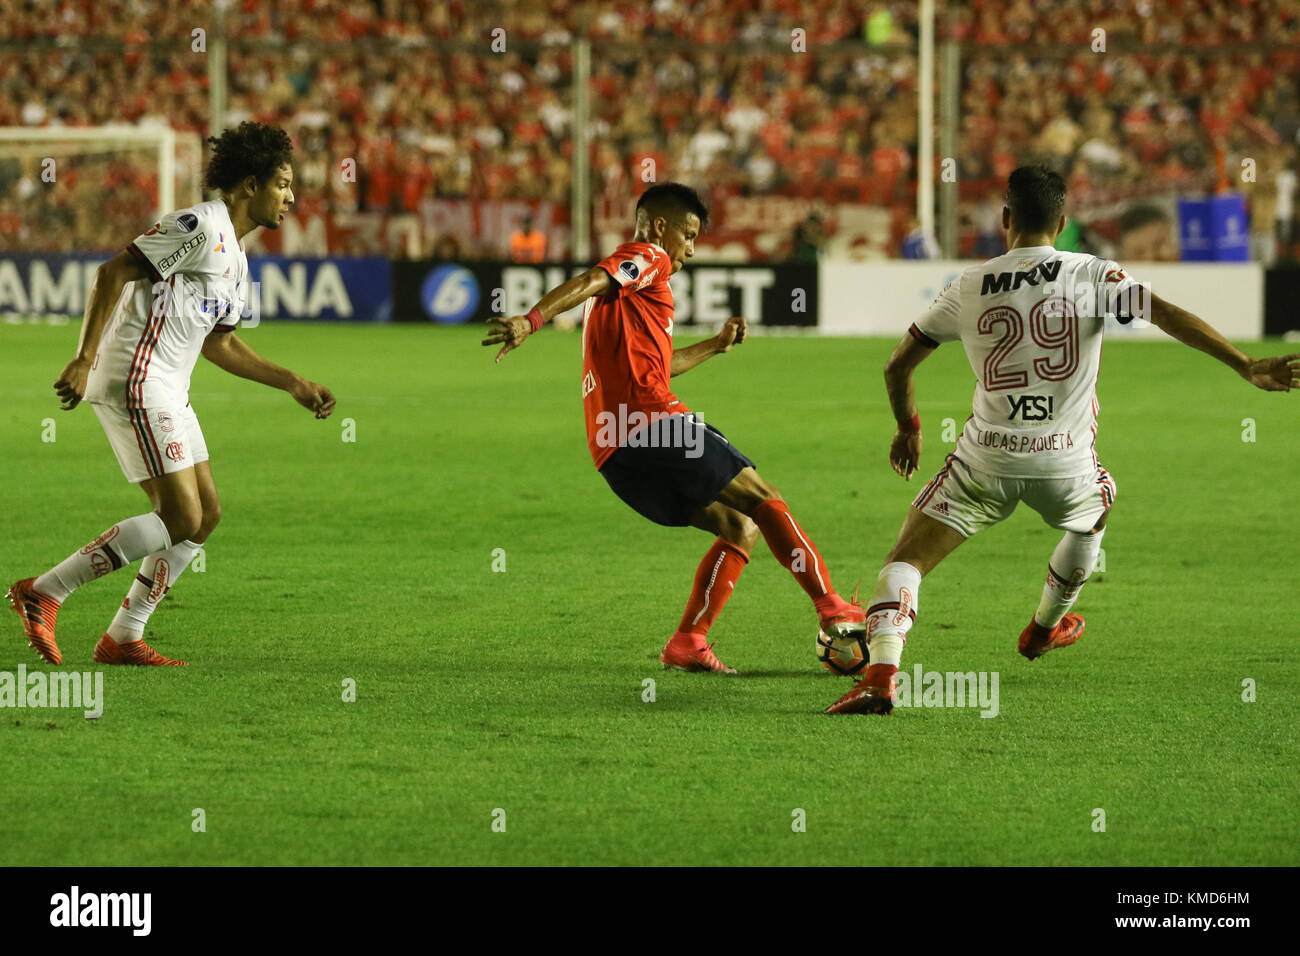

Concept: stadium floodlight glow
[[0, 125, 203, 220]]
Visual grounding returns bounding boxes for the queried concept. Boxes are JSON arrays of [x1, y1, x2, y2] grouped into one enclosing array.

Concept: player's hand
[[291, 379, 336, 418], [1240, 354, 1300, 392], [483, 316, 532, 363], [714, 316, 747, 353], [53, 356, 92, 410], [889, 429, 922, 481]]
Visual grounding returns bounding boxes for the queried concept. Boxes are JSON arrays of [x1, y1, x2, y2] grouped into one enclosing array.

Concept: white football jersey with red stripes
[[911, 246, 1141, 478], [85, 199, 249, 409]]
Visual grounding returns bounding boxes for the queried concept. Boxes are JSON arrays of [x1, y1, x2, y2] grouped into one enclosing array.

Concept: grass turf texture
[[0, 319, 1296, 866]]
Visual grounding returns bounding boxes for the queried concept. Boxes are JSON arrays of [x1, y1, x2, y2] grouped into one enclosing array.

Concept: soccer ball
[[815, 627, 869, 676]]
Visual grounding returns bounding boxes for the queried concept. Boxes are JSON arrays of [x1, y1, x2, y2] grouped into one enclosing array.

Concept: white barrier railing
[[819, 260, 1264, 340]]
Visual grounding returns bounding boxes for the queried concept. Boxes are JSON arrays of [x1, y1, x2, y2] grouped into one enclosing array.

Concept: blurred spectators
[[508, 214, 547, 262], [1278, 144, 1298, 261], [1116, 204, 1178, 262], [1, 0, 1299, 260], [900, 217, 940, 259], [791, 211, 827, 261]]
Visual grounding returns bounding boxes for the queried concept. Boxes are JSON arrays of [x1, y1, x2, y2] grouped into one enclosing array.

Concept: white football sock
[[1034, 530, 1104, 629], [864, 561, 922, 667], [35, 513, 172, 603], [106, 539, 202, 643]]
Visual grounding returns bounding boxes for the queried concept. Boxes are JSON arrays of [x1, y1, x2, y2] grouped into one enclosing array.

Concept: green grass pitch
[[0, 319, 1296, 866]]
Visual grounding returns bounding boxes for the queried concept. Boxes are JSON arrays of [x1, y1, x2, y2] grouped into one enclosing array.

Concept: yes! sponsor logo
[[1007, 394, 1055, 422]]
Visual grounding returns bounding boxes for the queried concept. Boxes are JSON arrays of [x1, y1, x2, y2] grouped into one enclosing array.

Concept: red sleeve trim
[[209, 323, 237, 334], [126, 243, 163, 284], [908, 323, 940, 348]]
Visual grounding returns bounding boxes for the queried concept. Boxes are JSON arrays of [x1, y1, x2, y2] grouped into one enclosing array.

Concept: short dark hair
[[636, 182, 709, 229], [204, 122, 293, 193], [1117, 204, 1170, 237], [1005, 165, 1066, 234]]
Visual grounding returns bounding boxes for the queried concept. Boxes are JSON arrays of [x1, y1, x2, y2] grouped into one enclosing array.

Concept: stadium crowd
[[1, 0, 1298, 259]]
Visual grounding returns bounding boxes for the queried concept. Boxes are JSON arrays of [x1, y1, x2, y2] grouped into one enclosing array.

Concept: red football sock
[[677, 538, 749, 636], [752, 499, 840, 615]]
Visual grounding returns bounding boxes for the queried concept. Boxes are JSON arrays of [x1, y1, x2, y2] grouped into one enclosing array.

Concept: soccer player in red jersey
[[483, 182, 864, 673]]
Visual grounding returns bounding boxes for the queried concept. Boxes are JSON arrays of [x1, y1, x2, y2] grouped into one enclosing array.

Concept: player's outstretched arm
[[670, 316, 746, 377], [54, 250, 149, 410], [884, 332, 937, 480], [482, 266, 612, 363], [1150, 293, 1299, 392], [200, 332, 336, 419]]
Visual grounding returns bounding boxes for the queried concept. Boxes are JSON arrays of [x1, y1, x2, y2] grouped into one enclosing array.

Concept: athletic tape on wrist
[[526, 307, 544, 333]]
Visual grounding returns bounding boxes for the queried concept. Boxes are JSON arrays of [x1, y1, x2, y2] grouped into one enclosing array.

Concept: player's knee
[[198, 500, 222, 538], [727, 515, 759, 553], [744, 482, 783, 513], [159, 503, 202, 544], [726, 468, 781, 514]]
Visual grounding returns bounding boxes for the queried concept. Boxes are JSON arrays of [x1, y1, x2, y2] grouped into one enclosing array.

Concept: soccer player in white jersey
[[828, 165, 1299, 715], [7, 122, 335, 667]]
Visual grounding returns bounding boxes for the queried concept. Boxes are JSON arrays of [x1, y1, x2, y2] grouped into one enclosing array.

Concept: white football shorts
[[91, 402, 210, 484], [912, 453, 1116, 538]]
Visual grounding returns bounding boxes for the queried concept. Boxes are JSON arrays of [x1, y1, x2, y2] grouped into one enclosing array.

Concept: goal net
[[0, 125, 204, 255]]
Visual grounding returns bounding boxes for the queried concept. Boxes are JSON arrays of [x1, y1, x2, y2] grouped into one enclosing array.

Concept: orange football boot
[[825, 663, 898, 715], [660, 631, 737, 675], [1018, 613, 1085, 661], [7, 578, 62, 665], [93, 634, 187, 666]]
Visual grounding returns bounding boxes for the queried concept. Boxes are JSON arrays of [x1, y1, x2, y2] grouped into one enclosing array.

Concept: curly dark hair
[[203, 122, 293, 193]]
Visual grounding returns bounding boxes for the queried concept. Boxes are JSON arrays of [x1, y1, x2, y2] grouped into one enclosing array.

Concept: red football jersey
[[581, 241, 690, 468]]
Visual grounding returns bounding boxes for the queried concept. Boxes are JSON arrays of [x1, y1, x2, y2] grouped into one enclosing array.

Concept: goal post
[[0, 125, 204, 254]]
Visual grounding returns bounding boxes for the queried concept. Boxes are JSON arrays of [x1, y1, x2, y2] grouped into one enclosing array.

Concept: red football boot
[[659, 631, 737, 675], [93, 634, 187, 666], [825, 663, 898, 715], [818, 592, 867, 643], [1018, 613, 1086, 661], [7, 578, 62, 665]]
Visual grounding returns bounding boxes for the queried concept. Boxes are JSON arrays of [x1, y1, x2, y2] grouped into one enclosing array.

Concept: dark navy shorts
[[599, 414, 756, 527]]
